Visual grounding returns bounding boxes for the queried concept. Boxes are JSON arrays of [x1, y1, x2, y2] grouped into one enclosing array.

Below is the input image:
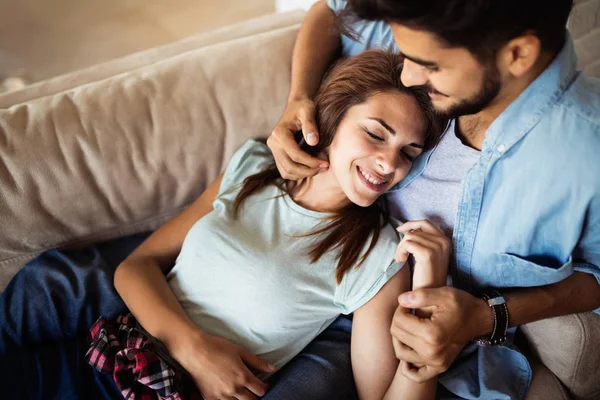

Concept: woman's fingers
[[395, 235, 434, 264], [397, 220, 444, 236]]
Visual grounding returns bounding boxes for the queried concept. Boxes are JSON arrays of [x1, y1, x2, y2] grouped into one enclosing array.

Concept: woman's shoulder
[[219, 139, 274, 195]]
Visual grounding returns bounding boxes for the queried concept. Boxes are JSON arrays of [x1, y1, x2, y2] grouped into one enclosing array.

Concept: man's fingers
[[286, 142, 327, 170], [299, 118, 320, 146], [280, 154, 321, 179], [392, 303, 435, 337], [398, 287, 448, 310], [268, 128, 326, 179], [391, 313, 431, 358], [272, 151, 318, 180], [391, 337, 426, 365]]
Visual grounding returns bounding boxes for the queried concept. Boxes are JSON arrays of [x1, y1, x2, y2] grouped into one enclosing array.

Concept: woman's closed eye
[[401, 151, 415, 162], [365, 129, 384, 142]]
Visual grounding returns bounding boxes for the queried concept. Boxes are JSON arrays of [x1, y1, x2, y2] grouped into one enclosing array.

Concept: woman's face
[[327, 91, 427, 207]]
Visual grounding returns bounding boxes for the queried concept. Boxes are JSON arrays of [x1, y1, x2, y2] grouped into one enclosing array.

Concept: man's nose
[[401, 58, 428, 87]]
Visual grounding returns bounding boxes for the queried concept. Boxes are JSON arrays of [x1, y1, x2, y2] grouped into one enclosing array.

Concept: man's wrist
[[472, 295, 496, 338], [287, 92, 311, 103]]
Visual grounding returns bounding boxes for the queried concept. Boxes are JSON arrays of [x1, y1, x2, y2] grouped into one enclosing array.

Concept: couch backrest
[[570, 0, 600, 77], [0, 20, 301, 289]]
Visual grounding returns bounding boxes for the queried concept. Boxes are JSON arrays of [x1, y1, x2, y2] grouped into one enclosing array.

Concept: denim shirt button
[[497, 144, 507, 153]]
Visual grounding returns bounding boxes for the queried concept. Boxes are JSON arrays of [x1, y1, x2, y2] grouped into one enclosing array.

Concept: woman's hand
[[394, 220, 451, 290], [170, 329, 276, 400], [267, 97, 328, 180]]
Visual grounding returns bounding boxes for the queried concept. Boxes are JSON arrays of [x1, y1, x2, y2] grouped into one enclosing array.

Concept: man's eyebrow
[[401, 52, 438, 68]]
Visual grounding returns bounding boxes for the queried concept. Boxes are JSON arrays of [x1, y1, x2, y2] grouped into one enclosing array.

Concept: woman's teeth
[[359, 167, 387, 185]]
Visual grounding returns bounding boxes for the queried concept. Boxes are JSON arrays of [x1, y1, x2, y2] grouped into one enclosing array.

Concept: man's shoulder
[[559, 72, 600, 128]]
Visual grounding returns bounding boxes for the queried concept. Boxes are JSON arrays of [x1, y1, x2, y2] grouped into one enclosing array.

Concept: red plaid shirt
[[86, 314, 203, 400]]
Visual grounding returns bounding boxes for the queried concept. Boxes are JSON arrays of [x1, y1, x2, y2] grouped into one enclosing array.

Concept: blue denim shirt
[[395, 37, 600, 294], [327, 2, 600, 398], [395, 36, 600, 400]]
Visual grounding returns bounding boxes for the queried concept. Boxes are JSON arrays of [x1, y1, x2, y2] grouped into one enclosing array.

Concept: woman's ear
[[498, 33, 542, 78]]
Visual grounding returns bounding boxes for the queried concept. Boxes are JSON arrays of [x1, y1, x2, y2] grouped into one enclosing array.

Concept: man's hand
[[267, 97, 328, 180], [171, 329, 276, 400], [390, 287, 493, 382]]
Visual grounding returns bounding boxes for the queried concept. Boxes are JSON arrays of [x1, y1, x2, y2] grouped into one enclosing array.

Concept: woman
[[98, 50, 449, 400]]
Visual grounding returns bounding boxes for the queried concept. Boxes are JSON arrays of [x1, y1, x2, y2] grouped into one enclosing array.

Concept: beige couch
[[1, 6, 599, 400]]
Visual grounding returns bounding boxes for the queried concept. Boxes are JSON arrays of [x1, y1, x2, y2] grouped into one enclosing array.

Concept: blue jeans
[[0, 234, 356, 399]]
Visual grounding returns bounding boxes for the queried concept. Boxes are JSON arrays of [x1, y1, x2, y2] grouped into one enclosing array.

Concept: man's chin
[[433, 100, 487, 119]]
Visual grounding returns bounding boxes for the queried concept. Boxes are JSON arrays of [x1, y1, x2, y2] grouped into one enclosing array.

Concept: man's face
[[390, 24, 502, 118]]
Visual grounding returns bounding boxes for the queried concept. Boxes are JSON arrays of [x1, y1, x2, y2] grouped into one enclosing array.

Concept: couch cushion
[[525, 353, 571, 400], [570, 0, 600, 78], [0, 10, 304, 109], [0, 23, 299, 290], [521, 312, 600, 399]]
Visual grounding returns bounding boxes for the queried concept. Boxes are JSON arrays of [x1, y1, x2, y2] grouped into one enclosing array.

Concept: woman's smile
[[356, 165, 390, 193]]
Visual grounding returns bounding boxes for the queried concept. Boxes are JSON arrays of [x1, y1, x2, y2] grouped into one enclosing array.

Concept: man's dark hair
[[342, 0, 574, 62]]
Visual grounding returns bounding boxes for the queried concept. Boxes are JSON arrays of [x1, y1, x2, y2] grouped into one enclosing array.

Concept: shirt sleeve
[[334, 226, 405, 314], [215, 140, 274, 200]]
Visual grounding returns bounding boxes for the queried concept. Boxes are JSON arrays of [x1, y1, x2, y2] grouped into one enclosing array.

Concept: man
[[267, 0, 600, 398]]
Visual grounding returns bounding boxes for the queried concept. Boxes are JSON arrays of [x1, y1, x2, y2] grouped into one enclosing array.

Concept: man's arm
[[267, 0, 341, 179], [390, 271, 600, 382], [287, 0, 341, 110], [500, 270, 600, 327]]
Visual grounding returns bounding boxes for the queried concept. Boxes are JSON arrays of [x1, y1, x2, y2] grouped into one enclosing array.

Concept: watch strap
[[473, 289, 508, 346]]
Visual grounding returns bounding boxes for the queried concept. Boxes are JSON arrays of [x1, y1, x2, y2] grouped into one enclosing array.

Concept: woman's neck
[[287, 169, 350, 213]]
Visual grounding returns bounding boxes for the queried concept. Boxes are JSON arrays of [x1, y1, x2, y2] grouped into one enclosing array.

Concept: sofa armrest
[[0, 22, 300, 290], [520, 312, 600, 400]]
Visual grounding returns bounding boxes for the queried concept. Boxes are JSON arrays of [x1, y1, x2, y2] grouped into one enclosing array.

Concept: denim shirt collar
[[389, 33, 578, 193]]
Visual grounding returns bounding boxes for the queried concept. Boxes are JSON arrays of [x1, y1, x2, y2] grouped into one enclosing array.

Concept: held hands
[[267, 97, 329, 180], [171, 328, 276, 400], [390, 220, 493, 383], [391, 288, 489, 382]]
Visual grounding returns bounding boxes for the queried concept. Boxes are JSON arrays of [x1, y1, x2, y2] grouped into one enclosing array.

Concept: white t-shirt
[[167, 140, 404, 376], [387, 121, 480, 237]]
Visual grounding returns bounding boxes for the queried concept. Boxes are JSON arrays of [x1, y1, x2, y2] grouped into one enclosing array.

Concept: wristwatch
[[473, 289, 509, 346]]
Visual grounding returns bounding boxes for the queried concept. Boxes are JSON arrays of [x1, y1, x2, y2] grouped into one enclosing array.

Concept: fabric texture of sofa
[[1, 4, 599, 400]]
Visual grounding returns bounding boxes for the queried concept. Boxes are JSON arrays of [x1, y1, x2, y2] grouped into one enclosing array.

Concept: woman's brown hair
[[234, 50, 446, 284]]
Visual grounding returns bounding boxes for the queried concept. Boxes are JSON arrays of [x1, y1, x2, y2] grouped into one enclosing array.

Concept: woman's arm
[[352, 267, 410, 400], [114, 173, 274, 400], [114, 173, 223, 350], [353, 220, 450, 400]]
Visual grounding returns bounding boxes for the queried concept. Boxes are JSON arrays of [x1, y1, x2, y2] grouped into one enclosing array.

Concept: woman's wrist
[[162, 320, 207, 361]]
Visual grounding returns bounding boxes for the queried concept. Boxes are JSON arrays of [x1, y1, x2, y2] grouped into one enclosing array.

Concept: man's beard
[[432, 65, 501, 119]]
